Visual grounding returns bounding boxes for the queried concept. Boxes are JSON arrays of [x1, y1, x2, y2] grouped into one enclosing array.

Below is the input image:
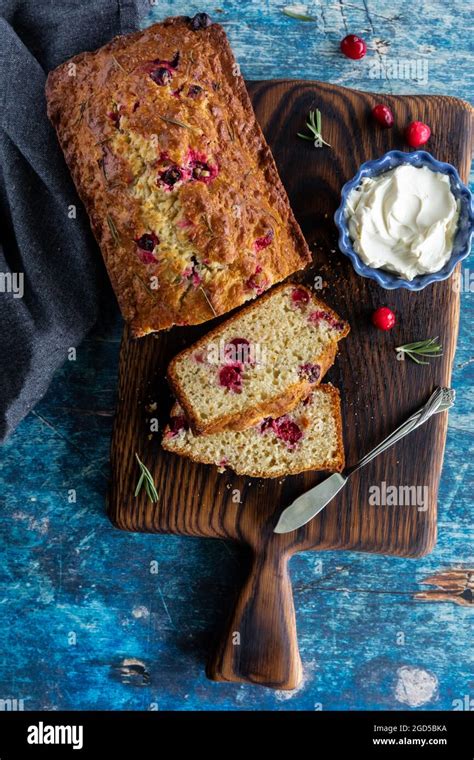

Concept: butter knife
[[274, 387, 455, 534]]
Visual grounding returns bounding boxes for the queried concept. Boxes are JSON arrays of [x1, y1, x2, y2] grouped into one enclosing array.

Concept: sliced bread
[[162, 384, 345, 478], [167, 283, 349, 434]]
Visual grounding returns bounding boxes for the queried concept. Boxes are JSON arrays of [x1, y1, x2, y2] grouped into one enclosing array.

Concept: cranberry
[[135, 233, 159, 252], [134, 233, 159, 264], [246, 266, 268, 295], [372, 104, 394, 128], [188, 85, 203, 98], [159, 166, 182, 187], [182, 257, 202, 287], [168, 415, 189, 436], [371, 307, 396, 331], [192, 161, 212, 181], [150, 66, 172, 86], [308, 310, 345, 331], [218, 364, 243, 393], [340, 34, 367, 60], [405, 121, 431, 148], [187, 150, 218, 184], [291, 287, 310, 307], [298, 363, 321, 383], [302, 393, 314, 406], [107, 110, 121, 128], [190, 12, 212, 30], [225, 337, 251, 365], [254, 229, 274, 252], [273, 417, 303, 446]]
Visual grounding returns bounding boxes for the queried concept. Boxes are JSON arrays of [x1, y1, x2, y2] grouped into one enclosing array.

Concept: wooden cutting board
[[108, 80, 473, 690]]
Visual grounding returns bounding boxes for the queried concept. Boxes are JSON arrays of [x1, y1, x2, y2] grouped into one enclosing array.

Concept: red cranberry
[[371, 307, 396, 331], [135, 233, 159, 252], [218, 364, 242, 393], [308, 310, 345, 331], [291, 287, 310, 307], [273, 417, 303, 446], [340, 34, 367, 60], [188, 85, 203, 98], [254, 229, 274, 252], [190, 12, 212, 30], [246, 266, 268, 295], [192, 161, 212, 181], [159, 166, 182, 187], [167, 415, 189, 437], [187, 150, 218, 184], [405, 121, 431, 148], [182, 257, 202, 287], [150, 66, 172, 85], [225, 337, 251, 365], [371, 104, 394, 128], [135, 233, 159, 264], [107, 110, 121, 128], [298, 363, 321, 383]]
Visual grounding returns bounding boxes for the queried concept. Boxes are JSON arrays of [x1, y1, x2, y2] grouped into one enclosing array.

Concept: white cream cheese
[[346, 164, 460, 280]]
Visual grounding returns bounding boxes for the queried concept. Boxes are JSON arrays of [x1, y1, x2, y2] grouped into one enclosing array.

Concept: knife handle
[[207, 547, 302, 690]]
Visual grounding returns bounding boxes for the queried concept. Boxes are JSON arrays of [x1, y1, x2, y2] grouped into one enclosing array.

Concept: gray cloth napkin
[[0, 0, 146, 441]]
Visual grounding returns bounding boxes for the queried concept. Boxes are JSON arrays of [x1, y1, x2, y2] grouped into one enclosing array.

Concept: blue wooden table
[[0, 1, 472, 711]]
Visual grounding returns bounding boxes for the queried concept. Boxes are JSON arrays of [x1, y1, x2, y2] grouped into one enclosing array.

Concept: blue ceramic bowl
[[334, 150, 473, 290]]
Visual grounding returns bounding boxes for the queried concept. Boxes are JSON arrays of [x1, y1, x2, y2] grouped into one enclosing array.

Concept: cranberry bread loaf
[[167, 283, 349, 434], [45, 14, 311, 337], [162, 385, 344, 478]]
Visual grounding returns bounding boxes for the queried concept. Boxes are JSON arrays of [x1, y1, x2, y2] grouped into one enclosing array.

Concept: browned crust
[[162, 384, 345, 478], [45, 16, 311, 337], [167, 282, 349, 434]]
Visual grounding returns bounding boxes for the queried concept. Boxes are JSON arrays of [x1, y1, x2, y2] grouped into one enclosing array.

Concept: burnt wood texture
[[108, 81, 473, 689]]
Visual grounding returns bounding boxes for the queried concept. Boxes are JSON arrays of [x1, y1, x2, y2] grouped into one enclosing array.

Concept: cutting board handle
[[207, 546, 302, 690]]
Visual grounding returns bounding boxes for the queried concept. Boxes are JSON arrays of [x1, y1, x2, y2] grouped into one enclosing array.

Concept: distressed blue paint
[[0, 0, 472, 711]]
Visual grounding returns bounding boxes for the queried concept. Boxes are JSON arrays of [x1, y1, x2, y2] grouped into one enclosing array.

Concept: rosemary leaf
[[200, 286, 217, 316], [133, 273, 159, 300], [282, 7, 317, 21], [158, 114, 198, 132], [396, 337, 443, 365], [106, 214, 120, 245], [298, 108, 331, 148], [111, 55, 126, 73], [135, 453, 159, 503]]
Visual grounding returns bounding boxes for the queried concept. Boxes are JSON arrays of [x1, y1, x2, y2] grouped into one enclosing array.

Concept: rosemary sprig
[[200, 286, 217, 316], [133, 273, 159, 300], [111, 54, 126, 73], [396, 337, 443, 365], [158, 114, 198, 132], [298, 108, 331, 148], [282, 6, 317, 21], [134, 453, 159, 503], [106, 214, 120, 245]]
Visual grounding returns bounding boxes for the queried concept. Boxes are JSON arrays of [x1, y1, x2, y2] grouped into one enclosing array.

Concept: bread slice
[[162, 385, 344, 478], [167, 282, 349, 434]]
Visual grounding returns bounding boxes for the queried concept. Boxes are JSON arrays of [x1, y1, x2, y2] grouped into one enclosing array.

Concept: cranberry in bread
[[162, 385, 345, 478], [167, 283, 349, 434]]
